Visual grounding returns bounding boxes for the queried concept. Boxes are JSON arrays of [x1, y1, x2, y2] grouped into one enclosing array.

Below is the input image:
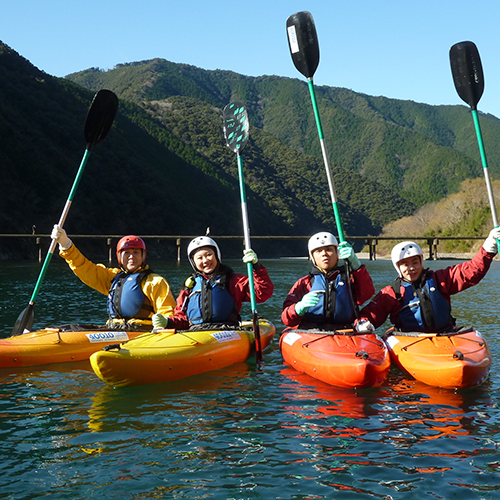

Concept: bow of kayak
[[280, 328, 391, 389], [90, 319, 275, 387], [0, 328, 144, 368]]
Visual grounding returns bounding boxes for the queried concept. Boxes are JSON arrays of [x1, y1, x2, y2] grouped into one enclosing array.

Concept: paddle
[[286, 11, 360, 316], [450, 41, 500, 253], [286, 11, 346, 242], [223, 101, 262, 363], [11, 89, 119, 336]]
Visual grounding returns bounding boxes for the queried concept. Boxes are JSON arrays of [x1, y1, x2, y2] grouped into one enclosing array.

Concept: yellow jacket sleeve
[[59, 244, 119, 296], [141, 274, 177, 318]]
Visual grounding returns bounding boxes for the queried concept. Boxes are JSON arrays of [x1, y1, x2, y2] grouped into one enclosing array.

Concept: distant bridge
[[0, 234, 486, 262]]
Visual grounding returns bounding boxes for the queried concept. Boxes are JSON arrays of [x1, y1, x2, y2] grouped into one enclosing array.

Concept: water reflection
[[87, 362, 258, 434], [0, 259, 499, 498], [278, 367, 497, 465]]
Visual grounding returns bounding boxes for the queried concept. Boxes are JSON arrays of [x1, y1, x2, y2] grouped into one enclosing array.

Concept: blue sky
[[3, 0, 500, 118]]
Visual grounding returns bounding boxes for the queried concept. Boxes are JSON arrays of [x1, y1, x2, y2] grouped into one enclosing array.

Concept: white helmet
[[308, 232, 338, 261], [391, 241, 423, 276], [187, 236, 222, 271]]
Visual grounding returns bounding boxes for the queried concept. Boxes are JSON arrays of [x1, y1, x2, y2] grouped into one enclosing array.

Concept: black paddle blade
[[11, 303, 34, 336], [450, 41, 484, 110], [223, 101, 249, 153], [286, 11, 320, 79], [84, 89, 119, 149], [253, 310, 262, 363]]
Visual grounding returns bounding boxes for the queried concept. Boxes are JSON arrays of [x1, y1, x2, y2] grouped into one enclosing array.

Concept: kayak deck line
[[400, 333, 487, 353], [101, 326, 263, 352], [302, 332, 386, 350]]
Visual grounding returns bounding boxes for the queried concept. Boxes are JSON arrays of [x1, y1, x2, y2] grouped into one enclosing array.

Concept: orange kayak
[[384, 329, 491, 389], [280, 328, 391, 389], [90, 319, 275, 387], [0, 328, 144, 368]]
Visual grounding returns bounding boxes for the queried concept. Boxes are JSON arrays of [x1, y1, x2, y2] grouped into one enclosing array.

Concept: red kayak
[[280, 328, 390, 389]]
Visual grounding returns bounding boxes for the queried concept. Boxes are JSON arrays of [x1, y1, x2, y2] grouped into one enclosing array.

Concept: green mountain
[[2, 44, 498, 259], [0, 43, 414, 253], [66, 58, 500, 207]]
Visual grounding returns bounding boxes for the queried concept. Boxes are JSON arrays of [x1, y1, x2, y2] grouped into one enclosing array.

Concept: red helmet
[[116, 235, 146, 265]]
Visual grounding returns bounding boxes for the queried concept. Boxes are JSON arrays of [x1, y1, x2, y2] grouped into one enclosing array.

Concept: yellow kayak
[[90, 319, 275, 387]]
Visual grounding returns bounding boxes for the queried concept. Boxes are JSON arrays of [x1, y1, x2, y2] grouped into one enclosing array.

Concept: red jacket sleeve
[[167, 288, 190, 330], [435, 246, 493, 296], [351, 265, 375, 305], [358, 285, 401, 329], [227, 264, 274, 311]]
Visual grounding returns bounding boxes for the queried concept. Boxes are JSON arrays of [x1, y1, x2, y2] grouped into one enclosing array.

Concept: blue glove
[[243, 249, 258, 265], [295, 291, 321, 316], [338, 242, 361, 271], [152, 313, 168, 329]]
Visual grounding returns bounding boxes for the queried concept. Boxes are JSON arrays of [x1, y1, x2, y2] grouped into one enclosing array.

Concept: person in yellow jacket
[[51, 225, 176, 331]]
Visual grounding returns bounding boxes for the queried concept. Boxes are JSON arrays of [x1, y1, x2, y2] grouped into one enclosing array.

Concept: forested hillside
[[67, 58, 500, 206], [0, 43, 414, 250], [2, 41, 500, 259], [376, 177, 500, 255]]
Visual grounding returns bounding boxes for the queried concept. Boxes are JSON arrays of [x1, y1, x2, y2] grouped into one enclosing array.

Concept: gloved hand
[[483, 227, 500, 254], [243, 249, 258, 265], [338, 242, 361, 271], [295, 291, 321, 316], [152, 313, 168, 329], [355, 319, 375, 333], [51, 224, 72, 251]]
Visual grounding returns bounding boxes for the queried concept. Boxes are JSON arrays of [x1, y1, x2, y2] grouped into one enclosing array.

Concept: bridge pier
[[367, 238, 377, 261]]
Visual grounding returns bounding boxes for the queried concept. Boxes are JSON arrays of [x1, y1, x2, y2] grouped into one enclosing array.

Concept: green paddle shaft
[[307, 79, 345, 243], [237, 152, 262, 359], [237, 153, 258, 311], [27, 149, 91, 304], [471, 110, 500, 228]]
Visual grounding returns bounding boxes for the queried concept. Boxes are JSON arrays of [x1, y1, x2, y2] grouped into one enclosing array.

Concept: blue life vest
[[303, 269, 356, 327], [107, 269, 154, 320], [185, 273, 236, 325], [394, 272, 453, 332]]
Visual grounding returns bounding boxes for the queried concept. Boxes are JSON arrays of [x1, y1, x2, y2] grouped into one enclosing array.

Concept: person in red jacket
[[355, 227, 500, 333], [282, 231, 375, 330], [152, 236, 274, 330]]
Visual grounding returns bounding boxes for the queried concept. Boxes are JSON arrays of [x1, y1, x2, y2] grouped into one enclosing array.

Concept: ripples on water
[[0, 258, 499, 499]]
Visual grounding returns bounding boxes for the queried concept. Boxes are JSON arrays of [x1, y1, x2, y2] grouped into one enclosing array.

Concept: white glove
[[51, 224, 72, 251], [355, 319, 375, 333], [295, 291, 321, 316], [483, 227, 500, 254], [243, 249, 258, 265], [152, 313, 168, 329], [338, 242, 361, 270]]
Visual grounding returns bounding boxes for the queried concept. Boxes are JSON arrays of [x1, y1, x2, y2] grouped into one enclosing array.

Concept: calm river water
[[0, 257, 499, 499]]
